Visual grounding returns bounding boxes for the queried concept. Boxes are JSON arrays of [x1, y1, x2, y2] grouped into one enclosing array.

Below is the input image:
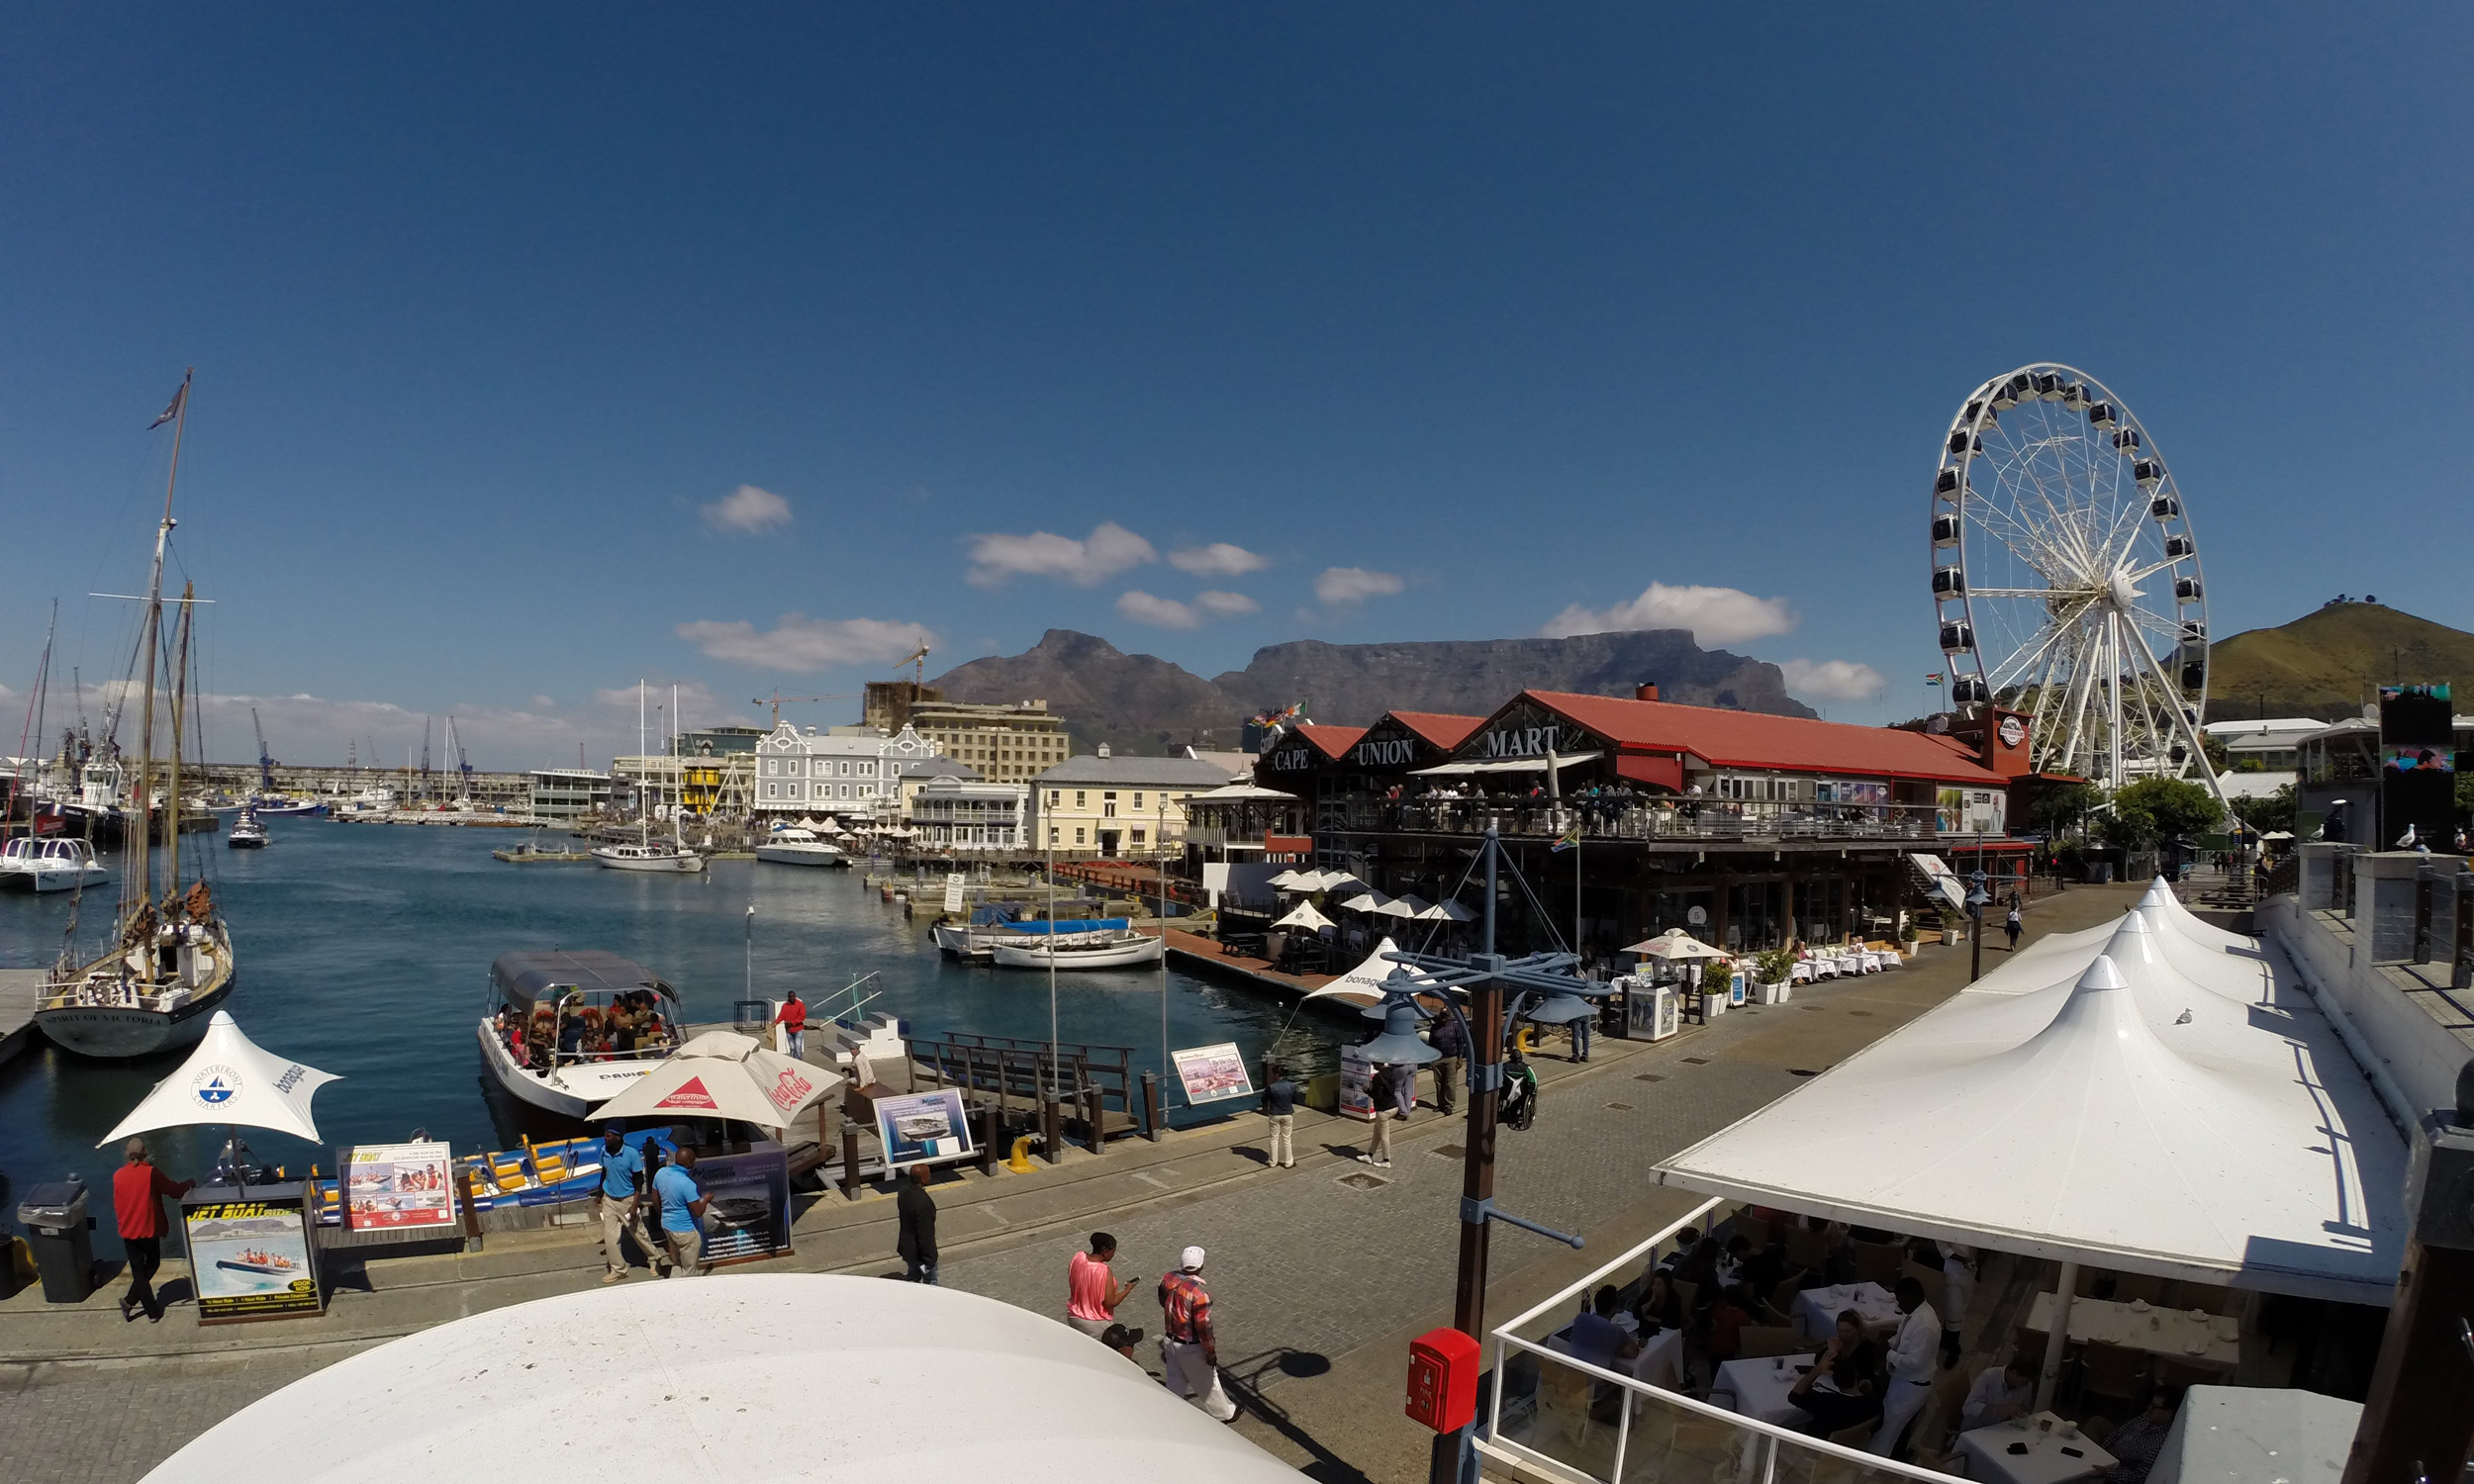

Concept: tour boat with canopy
[[0, 836, 111, 893], [478, 949, 684, 1119]]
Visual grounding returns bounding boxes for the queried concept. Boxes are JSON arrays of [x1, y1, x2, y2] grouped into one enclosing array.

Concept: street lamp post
[[1966, 869, 1990, 983]]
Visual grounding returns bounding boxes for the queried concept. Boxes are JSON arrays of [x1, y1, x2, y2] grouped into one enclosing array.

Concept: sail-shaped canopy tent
[[1654, 881, 2407, 1306]]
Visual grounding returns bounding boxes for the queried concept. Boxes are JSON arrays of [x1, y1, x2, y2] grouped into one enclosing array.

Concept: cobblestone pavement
[[1, 885, 2140, 1484]]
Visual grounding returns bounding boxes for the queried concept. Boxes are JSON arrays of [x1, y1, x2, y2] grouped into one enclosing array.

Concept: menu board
[[1338, 1045, 1375, 1121], [1171, 1043, 1255, 1105], [873, 1087, 976, 1168], [689, 1142, 792, 1266], [343, 1142, 456, 1231], [184, 1187, 322, 1322]]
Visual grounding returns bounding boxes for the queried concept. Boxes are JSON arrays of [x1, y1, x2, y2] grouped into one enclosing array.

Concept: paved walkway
[[0, 884, 2146, 1484]]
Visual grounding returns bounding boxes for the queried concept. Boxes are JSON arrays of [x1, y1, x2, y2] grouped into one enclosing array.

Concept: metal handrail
[[1318, 798, 1958, 845]]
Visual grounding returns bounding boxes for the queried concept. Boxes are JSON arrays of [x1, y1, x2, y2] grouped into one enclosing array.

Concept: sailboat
[[592, 680, 704, 874], [34, 371, 239, 1059]]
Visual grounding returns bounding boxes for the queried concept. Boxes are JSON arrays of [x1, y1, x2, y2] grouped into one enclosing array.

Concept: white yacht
[[989, 931, 1166, 971], [478, 950, 681, 1118], [0, 836, 112, 893], [755, 825, 847, 868], [592, 840, 707, 873], [226, 808, 269, 849]]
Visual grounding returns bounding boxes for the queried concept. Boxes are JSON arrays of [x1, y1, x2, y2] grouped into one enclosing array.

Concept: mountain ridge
[[930, 627, 1815, 755], [2208, 603, 2474, 721]]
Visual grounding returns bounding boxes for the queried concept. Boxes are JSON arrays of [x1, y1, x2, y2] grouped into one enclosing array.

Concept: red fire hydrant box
[[1405, 1327, 1480, 1434]]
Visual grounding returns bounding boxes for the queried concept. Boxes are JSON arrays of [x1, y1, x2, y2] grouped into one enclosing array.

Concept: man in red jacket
[[114, 1138, 194, 1323]]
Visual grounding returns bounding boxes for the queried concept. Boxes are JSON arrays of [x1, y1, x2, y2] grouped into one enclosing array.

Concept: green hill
[[2208, 603, 2474, 721]]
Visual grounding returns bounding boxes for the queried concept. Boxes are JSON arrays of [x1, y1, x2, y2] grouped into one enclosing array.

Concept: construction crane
[[250, 707, 278, 794], [898, 643, 931, 684], [753, 690, 856, 726]]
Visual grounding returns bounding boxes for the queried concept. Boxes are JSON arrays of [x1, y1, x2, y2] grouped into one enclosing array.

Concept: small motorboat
[[478, 949, 683, 1119], [216, 1249, 301, 1276], [591, 841, 707, 873], [989, 931, 1165, 971], [754, 825, 848, 868], [227, 809, 270, 849], [935, 908, 1123, 962], [0, 836, 112, 893], [494, 832, 591, 864]]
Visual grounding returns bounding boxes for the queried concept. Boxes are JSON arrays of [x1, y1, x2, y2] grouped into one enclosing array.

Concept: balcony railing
[[1316, 798, 1958, 845], [1479, 1196, 1955, 1484]]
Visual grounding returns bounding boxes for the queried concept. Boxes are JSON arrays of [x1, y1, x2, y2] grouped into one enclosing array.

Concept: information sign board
[[343, 1142, 456, 1231], [873, 1087, 976, 1168], [184, 1186, 322, 1322], [1171, 1042, 1255, 1104]]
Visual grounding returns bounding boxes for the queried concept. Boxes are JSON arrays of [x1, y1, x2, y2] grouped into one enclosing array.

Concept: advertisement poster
[[944, 873, 967, 912], [689, 1142, 792, 1265], [343, 1142, 456, 1231], [1622, 979, 1677, 1042], [874, 1087, 976, 1168], [1338, 1045, 1375, 1121], [1171, 1043, 1255, 1105], [184, 1190, 322, 1321]]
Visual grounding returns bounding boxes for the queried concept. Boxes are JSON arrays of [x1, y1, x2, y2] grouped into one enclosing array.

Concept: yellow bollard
[[1514, 1026, 1536, 1056], [1005, 1134, 1039, 1174]]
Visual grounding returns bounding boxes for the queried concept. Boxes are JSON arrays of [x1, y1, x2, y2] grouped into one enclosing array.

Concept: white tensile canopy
[[1414, 898, 1475, 922], [1338, 891, 1390, 913], [1306, 935, 1451, 1005], [1655, 883, 2407, 1306], [100, 1010, 342, 1148], [1623, 928, 1731, 962], [1266, 869, 1313, 891], [1375, 893, 1432, 920], [590, 1030, 845, 1131], [1273, 901, 1335, 932], [141, 1274, 1303, 1484]]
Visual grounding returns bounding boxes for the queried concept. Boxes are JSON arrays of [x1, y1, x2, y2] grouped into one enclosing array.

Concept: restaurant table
[[1630, 1325, 1685, 1388], [1712, 1355, 1826, 1425], [2026, 1291, 2240, 1368], [1956, 1412, 2117, 1484], [1790, 1281, 1901, 1341]]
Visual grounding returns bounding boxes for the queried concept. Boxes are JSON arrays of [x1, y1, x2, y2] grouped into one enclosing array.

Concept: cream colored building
[[1031, 746, 1241, 857], [907, 698, 1072, 786]]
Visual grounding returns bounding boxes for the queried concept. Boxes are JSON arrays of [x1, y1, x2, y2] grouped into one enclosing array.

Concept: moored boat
[[988, 930, 1165, 971], [477, 949, 683, 1119], [754, 825, 847, 868], [0, 836, 111, 893], [592, 841, 707, 873], [226, 808, 269, 849]]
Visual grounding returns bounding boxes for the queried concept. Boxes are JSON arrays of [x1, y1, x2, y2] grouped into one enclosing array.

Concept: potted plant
[[1752, 946, 1799, 1003], [1898, 916, 1920, 957]]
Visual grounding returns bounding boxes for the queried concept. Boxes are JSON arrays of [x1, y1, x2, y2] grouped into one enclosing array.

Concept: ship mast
[[164, 581, 195, 904], [129, 372, 191, 919]]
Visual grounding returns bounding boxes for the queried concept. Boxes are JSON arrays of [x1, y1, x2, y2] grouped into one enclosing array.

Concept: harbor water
[[0, 818, 1348, 1252]]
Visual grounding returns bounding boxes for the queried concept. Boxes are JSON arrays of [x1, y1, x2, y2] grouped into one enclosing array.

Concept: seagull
[[2397, 823, 2426, 854]]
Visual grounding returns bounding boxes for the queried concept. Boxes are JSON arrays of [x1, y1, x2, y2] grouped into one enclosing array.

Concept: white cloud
[[1193, 590, 1259, 615], [1778, 658, 1888, 703], [1314, 567, 1405, 606], [675, 614, 936, 672], [701, 484, 793, 534], [1115, 591, 1202, 628], [1539, 583, 1798, 646], [530, 694, 555, 708], [1168, 542, 1269, 578], [964, 521, 1156, 587]]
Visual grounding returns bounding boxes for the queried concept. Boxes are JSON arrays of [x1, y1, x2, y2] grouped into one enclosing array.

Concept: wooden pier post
[[1041, 1097, 1062, 1164], [979, 1100, 999, 1177], [1141, 1072, 1162, 1142], [839, 1126, 862, 1199], [1083, 1083, 1104, 1156]]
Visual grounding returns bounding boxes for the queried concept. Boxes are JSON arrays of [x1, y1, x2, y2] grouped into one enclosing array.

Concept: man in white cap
[[1156, 1246, 1239, 1423]]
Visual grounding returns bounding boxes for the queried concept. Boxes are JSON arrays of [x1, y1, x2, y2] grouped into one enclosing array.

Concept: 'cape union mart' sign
[[1353, 737, 1419, 768], [1475, 722, 1574, 760], [1261, 745, 1317, 773]]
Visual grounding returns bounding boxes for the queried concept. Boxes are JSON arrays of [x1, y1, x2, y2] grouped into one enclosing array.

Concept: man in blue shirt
[[596, 1126, 654, 1282], [652, 1145, 710, 1278]]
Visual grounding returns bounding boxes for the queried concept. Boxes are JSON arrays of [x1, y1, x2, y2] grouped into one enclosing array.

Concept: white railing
[[1477, 1197, 1954, 1484]]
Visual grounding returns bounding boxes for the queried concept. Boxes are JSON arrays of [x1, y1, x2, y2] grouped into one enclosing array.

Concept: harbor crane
[[753, 690, 855, 726], [250, 707, 278, 794], [897, 643, 931, 684]]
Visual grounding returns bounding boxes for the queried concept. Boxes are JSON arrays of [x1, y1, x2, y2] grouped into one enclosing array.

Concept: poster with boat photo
[[343, 1141, 456, 1231], [183, 1192, 322, 1321], [1171, 1042, 1255, 1105], [1338, 1045, 1375, 1121], [873, 1088, 974, 1168], [691, 1141, 792, 1265]]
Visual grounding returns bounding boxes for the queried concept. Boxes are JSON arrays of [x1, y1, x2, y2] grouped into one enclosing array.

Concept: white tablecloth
[[2026, 1291, 2239, 1368], [1630, 1326, 1685, 1388], [1711, 1356, 1816, 1425], [1957, 1414, 2116, 1484], [1789, 1281, 1901, 1341]]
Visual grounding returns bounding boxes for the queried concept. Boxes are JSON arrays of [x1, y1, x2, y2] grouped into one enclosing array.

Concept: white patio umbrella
[[1273, 902, 1335, 932], [1623, 928, 1730, 961], [1375, 893, 1431, 920], [1337, 891, 1390, 913], [1265, 870, 1313, 892], [1414, 899, 1475, 923], [590, 1030, 845, 1131], [99, 1010, 342, 1148]]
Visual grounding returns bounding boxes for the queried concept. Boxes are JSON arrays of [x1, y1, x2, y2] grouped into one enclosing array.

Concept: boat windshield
[[487, 950, 681, 1072]]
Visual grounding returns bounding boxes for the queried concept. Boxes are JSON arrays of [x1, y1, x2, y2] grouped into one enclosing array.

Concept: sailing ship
[[592, 680, 705, 873], [34, 371, 239, 1060]]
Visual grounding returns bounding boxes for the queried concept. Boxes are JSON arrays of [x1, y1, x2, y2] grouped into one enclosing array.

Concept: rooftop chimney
[[1636, 681, 1661, 702], [1096, 742, 1111, 758]]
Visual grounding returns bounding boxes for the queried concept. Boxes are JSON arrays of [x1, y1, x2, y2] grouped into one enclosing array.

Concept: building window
[[1075, 827, 1086, 845], [1132, 792, 1143, 809], [1048, 790, 1060, 805], [1076, 791, 1087, 808], [1048, 826, 1059, 845], [1132, 829, 1146, 844], [766, 784, 777, 798], [1103, 800, 1116, 818]]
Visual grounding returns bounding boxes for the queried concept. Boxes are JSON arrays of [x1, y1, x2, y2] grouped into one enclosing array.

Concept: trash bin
[[18, 1179, 96, 1304]]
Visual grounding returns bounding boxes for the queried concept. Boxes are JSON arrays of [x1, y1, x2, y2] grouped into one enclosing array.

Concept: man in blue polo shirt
[[596, 1126, 654, 1282], [652, 1144, 710, 1278]]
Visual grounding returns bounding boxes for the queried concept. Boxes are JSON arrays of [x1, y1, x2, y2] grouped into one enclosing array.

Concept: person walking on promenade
[[653, 1145, 709, 1278], [1360, 1065, 1398, 1167], [1158, 1247, 1239, 1423], [113, 1138, 193, 1323], [2003, 905, 2023, 953], [897, 1162, 938, 1284], [1427, 1014, 1467, 1115], [1068, 1231, 1138, 1337], [595, 1126, 654, 1282], [1262, 1064, 1296, 1168], [774, 990, 807, 1060]]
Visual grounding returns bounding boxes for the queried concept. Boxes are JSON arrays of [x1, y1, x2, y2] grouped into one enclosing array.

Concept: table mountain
[[2207, 603, 2474, 721], [930, 628, 1814, 756]]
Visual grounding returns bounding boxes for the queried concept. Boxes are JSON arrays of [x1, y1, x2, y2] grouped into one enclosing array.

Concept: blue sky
[[4, 7, 2467, 769]]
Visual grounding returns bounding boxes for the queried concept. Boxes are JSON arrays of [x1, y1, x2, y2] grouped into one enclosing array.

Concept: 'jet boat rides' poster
[[184, 1189, 322, 1321], [343, 1141, 456, 1231]]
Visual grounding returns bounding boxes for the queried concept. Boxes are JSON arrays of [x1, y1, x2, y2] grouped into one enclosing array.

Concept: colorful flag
[[150, 372, 190, 429], [1926, 674, 1945, 687], [1551, 823, 1580, 853]]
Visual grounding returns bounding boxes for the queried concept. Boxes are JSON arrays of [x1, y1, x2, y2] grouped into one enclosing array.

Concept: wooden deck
[[1149, 925, 1350, 1004], [0, 968, 46, 1065]]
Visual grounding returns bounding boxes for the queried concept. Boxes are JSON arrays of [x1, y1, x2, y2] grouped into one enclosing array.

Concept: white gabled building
[[752, 722, 939, 817]]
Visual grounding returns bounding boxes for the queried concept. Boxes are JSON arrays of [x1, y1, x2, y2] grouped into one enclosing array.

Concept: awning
[[490, 950, 677, 1010], [1412, 751, 1603, 777], [1305, 936, 1453, 1006], [1654, 882, 2407, 1305], [1273, 902, 1334, 932]]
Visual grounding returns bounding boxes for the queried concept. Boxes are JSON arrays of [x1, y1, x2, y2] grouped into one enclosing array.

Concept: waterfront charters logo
[[654, 1076, 720, 1111], [191, 1066, 242, 1107]]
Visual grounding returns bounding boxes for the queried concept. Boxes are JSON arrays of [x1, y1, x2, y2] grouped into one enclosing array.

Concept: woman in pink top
[[1067, 1232, 1138, 1339]]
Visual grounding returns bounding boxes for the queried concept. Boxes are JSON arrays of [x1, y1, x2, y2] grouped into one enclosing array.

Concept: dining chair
[[2077, 1341, 2148, 1412]]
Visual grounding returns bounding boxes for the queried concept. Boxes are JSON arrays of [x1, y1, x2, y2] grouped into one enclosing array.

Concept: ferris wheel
[[1930, 364, 2225, 801]]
